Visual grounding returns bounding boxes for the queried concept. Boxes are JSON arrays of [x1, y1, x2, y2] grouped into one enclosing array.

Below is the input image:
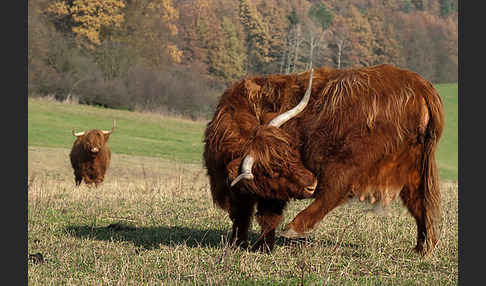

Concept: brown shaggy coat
[[70, 129, 113, 186], [203, 64, 444, 255]]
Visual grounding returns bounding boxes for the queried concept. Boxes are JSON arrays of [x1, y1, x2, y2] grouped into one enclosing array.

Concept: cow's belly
[[349, 144, 422, 207]]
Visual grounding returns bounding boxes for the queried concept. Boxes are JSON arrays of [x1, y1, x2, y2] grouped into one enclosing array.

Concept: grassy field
[[434, 83, 458, 182], [28, 97, 206, 163], [28, 147, 457, 285], [28, 83, 458, 285]]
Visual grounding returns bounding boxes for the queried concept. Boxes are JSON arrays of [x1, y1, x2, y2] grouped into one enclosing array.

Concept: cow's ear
[[103, 133, 111, 143]]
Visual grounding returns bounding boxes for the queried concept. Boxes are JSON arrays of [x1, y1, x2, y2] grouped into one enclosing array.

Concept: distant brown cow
[[203, 64, 444, 256], [69, 121, 115, 186]]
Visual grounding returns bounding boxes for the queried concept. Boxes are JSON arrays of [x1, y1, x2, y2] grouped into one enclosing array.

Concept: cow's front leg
[[252, 199, 286, 252], [228, 193, 256, 249], [281, 182, 348, 238]]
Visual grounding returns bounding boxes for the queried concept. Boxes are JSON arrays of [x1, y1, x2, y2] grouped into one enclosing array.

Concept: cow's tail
[[420, 83, 444, 255]]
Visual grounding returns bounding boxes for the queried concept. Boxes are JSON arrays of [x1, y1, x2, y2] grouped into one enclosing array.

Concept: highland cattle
[[203, 64, 444, 255]]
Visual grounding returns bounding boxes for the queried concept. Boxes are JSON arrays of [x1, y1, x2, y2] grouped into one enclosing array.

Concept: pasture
[[28, 83, 458, 285]]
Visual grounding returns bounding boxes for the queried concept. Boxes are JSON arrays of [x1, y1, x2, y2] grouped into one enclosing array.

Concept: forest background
[[28, 0, 458, 119]]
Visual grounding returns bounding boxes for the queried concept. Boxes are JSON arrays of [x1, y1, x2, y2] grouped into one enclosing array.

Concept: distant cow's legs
[[83, 174, 95, 186], [74, 171, 83, 186], [94, 175, 104, 187], [83, 170, 101, 187], [252, 199, 286, 252], [229, 194, 256, 249]]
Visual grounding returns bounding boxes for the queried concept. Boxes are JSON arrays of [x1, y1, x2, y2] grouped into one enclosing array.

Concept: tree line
[[28, 0, 458, 119]]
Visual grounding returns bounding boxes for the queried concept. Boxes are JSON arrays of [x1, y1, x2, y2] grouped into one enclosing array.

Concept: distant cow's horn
[[268, 69, 314, 128], [231, 70, 313, 187], [230, 155, 255, 187], [102, 120, 116, 134], [72, 129, 85, 137]]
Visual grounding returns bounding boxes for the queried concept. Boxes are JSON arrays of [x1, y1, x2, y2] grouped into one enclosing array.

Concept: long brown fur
[[203, 64, 444, 255], [70, 130, 113, 187]]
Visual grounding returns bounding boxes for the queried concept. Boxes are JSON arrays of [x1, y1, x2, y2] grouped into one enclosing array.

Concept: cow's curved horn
[[72, 129, 85, 137], [268, 69, 314, 128], [102, 120, 116, 134], [230, 69, 313, 187], [230, 155, 255, 187]]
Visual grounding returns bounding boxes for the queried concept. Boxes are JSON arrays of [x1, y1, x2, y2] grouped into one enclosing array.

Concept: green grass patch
[[28, 98, 206, 163], [435, 83, 458, 181]]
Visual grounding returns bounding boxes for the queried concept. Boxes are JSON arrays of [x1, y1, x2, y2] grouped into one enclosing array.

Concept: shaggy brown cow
[[70, 120, 115, 187], [203, 64, 444, 256]]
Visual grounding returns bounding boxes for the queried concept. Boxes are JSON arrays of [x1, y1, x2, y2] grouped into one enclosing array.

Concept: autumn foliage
[[29, 0, 458, 118]]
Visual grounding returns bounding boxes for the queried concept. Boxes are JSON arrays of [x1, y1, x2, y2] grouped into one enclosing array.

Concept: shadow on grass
[[66, 223, 360, 252], [65, 224, 231, 250]]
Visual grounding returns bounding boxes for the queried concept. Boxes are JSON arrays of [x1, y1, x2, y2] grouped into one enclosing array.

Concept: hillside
[[28, 98, 206, 163]]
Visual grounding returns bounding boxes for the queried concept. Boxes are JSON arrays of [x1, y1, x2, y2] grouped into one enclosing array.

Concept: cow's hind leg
[[228, 194, 256, 249], [400, 182, 440, 256], [252, 199, 286, 252]]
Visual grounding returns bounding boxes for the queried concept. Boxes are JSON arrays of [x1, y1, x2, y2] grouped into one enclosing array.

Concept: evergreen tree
[[401, 0, 413, 13], [305, 2, 333, 69], [239, 0, 270, 74], [257, 0, 291, 74], [440, 0, 453, 16], [208, 17, 246, 83], [308, 3, 333, 30]]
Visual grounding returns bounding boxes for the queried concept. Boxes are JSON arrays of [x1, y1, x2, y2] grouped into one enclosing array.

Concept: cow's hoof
[[251, 241, 273, 253], [279, 226, 307, 239], [414, 244, 432, 257], [231, 240, 249, 250]]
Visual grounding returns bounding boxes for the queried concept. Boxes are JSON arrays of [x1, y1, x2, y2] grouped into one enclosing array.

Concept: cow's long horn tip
[[230, 173, 254, 187]]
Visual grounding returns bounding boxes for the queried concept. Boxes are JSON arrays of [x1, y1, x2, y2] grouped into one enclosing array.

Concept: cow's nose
[[91, 147, 99, 153], [303, 179, 318, 197]]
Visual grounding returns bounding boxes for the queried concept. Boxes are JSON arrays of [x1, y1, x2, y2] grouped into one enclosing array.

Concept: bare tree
[[304, 23, 331, 70], [328, 15, 352, 69], [304, 3, 333, 70], [280, 23, 303, 74]]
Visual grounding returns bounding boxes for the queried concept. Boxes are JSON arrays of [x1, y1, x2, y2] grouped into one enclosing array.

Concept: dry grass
[[28, 146, 458, 285]]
